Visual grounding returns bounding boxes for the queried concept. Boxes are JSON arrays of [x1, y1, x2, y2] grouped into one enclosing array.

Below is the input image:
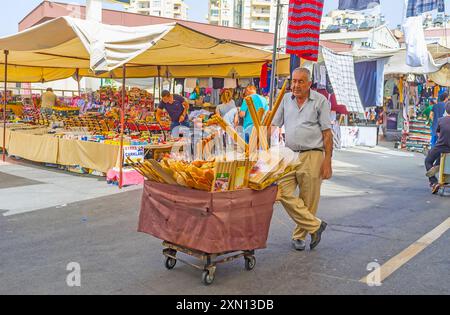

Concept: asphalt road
[[0, 145, 449, 295]]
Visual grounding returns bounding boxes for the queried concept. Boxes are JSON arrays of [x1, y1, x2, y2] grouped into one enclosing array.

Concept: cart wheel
[[245, 256, 256, 271], [202, 270, 215, 285], [164, 257, 177, 270]]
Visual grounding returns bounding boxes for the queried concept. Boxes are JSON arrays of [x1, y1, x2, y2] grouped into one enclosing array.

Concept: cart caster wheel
[[202, 270, 215, 285], [245, 256, 256, 271], [165, 257, 177, 270]]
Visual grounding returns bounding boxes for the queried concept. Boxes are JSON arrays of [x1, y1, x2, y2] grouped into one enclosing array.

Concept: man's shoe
[[292, 239, 306, 251], [310, 221, 328, 250], [431, 183, 441, 195], [426, 166, 440, 178]]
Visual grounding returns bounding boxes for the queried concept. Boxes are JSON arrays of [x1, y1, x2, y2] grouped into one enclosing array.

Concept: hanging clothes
[[399, 79, 404, 104], [212, 78, 224, 89], [224, 78, 237, 89], [319, 65, 327, 88], [260, 62, 272, 95], [384, 79, 397, 98], [198, 78, 210, 89], [238, 78, 252, 87], [406, 0, 445, 18], [376, 59, 388, 106], [260, 62, 271, 88], [354, 60, 378, 108], [286, 0, 325, 62], [174, 78, 185, 87], [185, 78, 197, 89], [403, 16, 429, 67], [313, 63, 327, 90], [290, 54, 301, 77], [322, 47, 365, 114], [338, 0, 380, 10], [211, 89, 221, 105]]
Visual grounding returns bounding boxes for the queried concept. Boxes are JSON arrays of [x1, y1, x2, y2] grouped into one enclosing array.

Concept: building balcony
[[251, 10, 271, 18], [252, 0, 272, 7], [251, 22, 270, 30]]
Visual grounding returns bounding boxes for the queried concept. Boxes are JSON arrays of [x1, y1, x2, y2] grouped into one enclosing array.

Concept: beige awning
[[0, 16, 289, 82]]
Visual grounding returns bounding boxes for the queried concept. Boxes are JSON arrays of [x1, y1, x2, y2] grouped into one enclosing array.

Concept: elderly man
[[426, 101, 450, 194], [272, 67, 333, 251]]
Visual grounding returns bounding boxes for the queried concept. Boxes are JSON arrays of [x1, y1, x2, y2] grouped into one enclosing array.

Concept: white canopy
[[343, 44, 449, 75]]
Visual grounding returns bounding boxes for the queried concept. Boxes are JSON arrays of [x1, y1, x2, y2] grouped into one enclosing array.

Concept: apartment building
[[208, 0, 288, 33], [127, 0, 189, 20]]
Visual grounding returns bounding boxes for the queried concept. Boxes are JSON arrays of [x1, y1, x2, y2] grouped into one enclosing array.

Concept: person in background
[[156, 90, 190, 132], [216, 89, 238, 128], [430, 93, 448, 147], [239, 85, 269, 143], [272, 67, 332, 251], [422, 99, 436, 125], [425, 101, 450, 194], [41, 88, 58, 115]]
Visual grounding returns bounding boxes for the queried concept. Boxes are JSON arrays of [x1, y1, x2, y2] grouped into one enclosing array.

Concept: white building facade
[[320, 25, 400, 50], [208, 0, 289, 33], [127, 0, 189, 20]]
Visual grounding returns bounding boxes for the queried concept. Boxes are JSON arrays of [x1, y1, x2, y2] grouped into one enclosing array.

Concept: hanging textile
[[406, 0, 445, 18], [224, 78, 237, 89], [198, 78, 210, 88], [322, 47, 365, 114], [260, 61, 272, 95], [338, 0, 380, 10], [384, 78, 397, 98], [313, 63, 327, 90], [403, 16, 429, 67], [286, 0, 324, 62], [185, 78, 197, 89], [376, 58, 389, 106], [354, 61, 378, 108], [212, 78, 224, 89], [290, 55, 301, 77], [399, 79, 404, 104]]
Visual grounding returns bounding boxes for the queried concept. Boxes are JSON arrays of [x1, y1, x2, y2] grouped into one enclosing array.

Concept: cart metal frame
[[162, 241, 257, 285], [438, 153, 450, 197]]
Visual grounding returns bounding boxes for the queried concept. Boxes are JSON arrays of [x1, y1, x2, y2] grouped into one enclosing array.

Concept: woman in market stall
[[215, 89, 238, 128], [156, 90, 190, 134]]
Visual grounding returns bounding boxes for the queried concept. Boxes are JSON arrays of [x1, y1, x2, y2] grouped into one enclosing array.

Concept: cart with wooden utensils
[[138, 181, 278, 285]]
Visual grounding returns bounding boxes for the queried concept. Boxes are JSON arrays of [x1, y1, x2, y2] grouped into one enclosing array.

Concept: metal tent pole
[[2, 50, 9, 162], [76, 68, 81, 96], [119, 64, 127, 189], [269, 0, 281, 109], [158, 66, 162, 102]]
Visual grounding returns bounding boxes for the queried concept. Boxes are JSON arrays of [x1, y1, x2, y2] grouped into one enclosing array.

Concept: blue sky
[[0, 0, 448, 37]]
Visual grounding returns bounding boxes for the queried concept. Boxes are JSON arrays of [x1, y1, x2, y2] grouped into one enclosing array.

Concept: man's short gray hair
[[292, 67, 312, 82]]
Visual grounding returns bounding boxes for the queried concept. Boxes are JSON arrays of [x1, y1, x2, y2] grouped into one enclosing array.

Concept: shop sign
[[124, 145, 145, 163]]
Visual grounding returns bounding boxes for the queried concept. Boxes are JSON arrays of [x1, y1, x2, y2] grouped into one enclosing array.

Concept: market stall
[[0, 16, 290, 187]]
